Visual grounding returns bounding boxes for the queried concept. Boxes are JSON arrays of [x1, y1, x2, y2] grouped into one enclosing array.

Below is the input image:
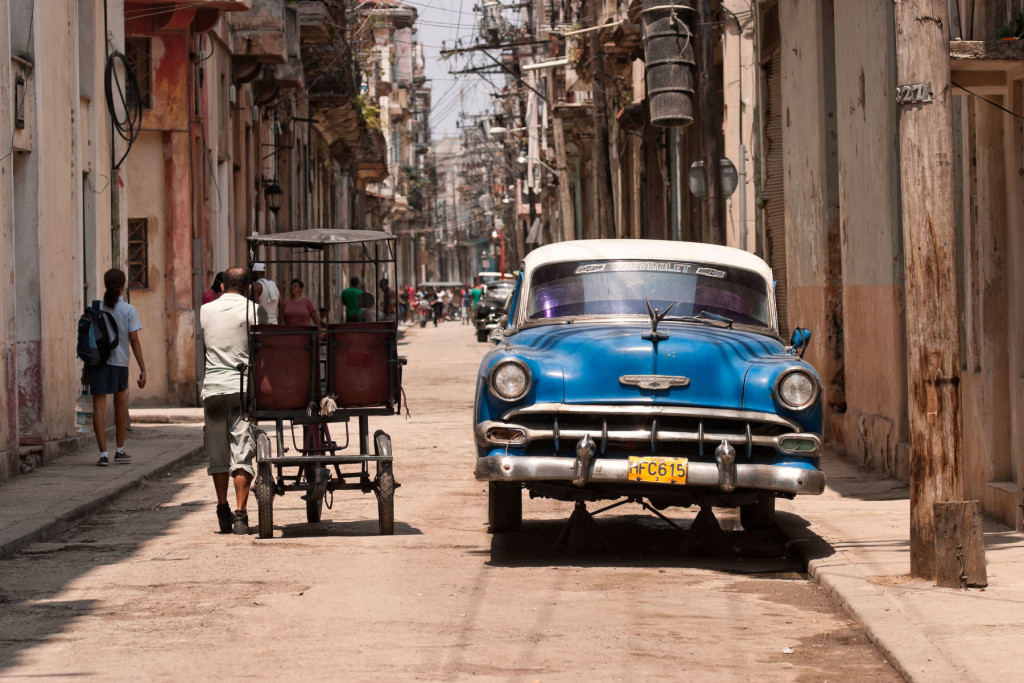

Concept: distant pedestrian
[[200, 267, 267, 534], [89, 268, 147, 467], [280, 279, 322, 328], [202, 272, 224, 304], [460, 287, 470, 324], [379, 278, 394, 320], [342, 276, 363, 322], [252, 263, 279, 324], [397, 282, 410, 323]]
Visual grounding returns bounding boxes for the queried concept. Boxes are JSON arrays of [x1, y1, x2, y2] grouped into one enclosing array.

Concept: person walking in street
[[200, 267, 267, 534], [280, 278, 322, 329], [379, 278, 395, 321], [89, 268, 147, 467], [202, 272, 224, 304], [397, 283, 410, 324], [252, 263, 279, 324], [342, 276, 363, 322], [460, 286, 470, 324]]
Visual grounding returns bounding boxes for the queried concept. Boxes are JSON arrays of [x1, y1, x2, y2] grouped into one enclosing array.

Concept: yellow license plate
[[627, 456, 688, 484]]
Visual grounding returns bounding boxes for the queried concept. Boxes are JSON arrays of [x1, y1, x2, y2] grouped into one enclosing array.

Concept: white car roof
[[521, 239, 774, 282]]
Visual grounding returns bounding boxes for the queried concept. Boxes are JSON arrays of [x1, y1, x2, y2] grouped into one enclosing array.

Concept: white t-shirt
[[199, 293, 266, 399], [257, 278, 280, 324], [99, 298, 142, 368]]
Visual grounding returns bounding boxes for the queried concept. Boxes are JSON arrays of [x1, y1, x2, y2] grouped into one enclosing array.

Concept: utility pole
[[893, 0, 985, 584], [588, 0, 615, 239], [552, 115, 575, 242], [696, 0, 723, 245]]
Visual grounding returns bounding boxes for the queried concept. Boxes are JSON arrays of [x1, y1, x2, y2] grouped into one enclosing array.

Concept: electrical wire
[[104, 51, 143, 169], [952, 80, 1024, 120]]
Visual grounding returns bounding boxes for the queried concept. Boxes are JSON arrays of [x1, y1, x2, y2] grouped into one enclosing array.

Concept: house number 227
[[896, 82, 933, 105]]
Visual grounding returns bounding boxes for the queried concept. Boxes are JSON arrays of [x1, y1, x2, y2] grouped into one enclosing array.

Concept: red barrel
[[328, 323, 395, 407], [251, 325, 317, 411]]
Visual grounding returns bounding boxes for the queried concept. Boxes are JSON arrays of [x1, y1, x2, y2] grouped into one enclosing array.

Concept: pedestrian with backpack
[[85, 268, 147, 467]]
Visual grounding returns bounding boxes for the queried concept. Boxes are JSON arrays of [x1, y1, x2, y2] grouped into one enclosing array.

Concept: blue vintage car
[[473, 239, 825, 533]]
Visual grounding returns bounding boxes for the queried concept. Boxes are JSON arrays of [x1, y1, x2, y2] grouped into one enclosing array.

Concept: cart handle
[[236, 362, 248, 414]]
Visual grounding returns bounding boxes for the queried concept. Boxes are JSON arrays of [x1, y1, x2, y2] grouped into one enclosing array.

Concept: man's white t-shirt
[[257, 278, 279, 324], [199, 293, 266, 399]]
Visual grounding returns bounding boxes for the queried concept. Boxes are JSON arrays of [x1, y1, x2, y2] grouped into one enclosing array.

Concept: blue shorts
[[88, 364, 129, 395]]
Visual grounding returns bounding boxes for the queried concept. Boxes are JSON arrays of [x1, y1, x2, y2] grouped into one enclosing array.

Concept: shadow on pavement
[[0, 473, 195, 675], [275, 518, 422, 538], [482, 506, 809, 576]]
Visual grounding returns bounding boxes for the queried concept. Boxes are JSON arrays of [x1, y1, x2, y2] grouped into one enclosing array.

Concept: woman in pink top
[[279, 278, 322, 329]]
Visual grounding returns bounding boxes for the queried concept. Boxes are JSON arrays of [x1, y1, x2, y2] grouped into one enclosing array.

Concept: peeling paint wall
[[775, 0, 844, 437], [832, 0, 909, 479], [0, 0, 15, 477]]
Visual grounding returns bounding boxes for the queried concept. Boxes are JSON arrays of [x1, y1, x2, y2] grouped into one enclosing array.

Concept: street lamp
[[264, 180, 283, 216]]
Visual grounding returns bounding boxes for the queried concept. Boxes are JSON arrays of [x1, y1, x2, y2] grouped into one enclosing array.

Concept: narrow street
[[0, 321, 898, 681]]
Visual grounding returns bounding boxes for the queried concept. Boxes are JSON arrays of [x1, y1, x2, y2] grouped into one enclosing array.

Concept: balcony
[[125, 0, 251, 34], [227, 0, 291, 64]]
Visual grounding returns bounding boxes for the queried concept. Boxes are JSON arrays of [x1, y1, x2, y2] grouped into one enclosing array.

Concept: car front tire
[[488, 481, 522, 533], [739, 494, 776, 531]]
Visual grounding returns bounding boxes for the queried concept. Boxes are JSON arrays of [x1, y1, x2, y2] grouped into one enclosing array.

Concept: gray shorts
[[203, 393, 255, 477]]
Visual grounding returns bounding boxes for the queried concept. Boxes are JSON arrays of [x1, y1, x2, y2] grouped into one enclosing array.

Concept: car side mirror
[[488, 327, 505, 345], [789, 327, 811, 358]]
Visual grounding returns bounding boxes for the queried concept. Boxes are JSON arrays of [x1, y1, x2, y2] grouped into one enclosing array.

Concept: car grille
[[492, 403, 810, 462]]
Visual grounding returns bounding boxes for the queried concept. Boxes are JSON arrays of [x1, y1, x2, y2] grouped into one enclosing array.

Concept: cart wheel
[[306, 493, 323, 524], [488, 482, 522, 533], [373, 431, 395, 535], [739, 494, 776, 531], [255, 459, 274, 539]]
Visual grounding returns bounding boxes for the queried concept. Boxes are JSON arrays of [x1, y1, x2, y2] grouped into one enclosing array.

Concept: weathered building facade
[[0, 0, 424, 483]]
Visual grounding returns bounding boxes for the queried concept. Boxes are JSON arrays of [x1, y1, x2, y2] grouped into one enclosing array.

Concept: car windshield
[[525, 259, 771, 328]]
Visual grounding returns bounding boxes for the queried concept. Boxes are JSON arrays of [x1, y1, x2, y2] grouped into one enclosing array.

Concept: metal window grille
[[127, 218, 149, 289], [125, 37, 152, 110]]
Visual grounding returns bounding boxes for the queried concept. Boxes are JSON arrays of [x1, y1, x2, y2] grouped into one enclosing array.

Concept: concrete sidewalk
[[0, 413, 203, 559], [2, 418, 1022, 681], [779, 450, 1024, 682]]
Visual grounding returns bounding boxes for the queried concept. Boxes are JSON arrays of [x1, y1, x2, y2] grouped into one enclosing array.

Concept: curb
[[777, 513, 964, 682], [0, 446, 204, 560]]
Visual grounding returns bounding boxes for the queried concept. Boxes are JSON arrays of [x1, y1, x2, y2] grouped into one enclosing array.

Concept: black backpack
[[77, 301, 119, 367]]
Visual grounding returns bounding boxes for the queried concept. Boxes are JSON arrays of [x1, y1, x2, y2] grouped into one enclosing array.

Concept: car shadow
[[481, 505, 808, 576]]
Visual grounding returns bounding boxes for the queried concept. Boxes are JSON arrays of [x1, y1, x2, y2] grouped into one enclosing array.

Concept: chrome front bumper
[[474, 454, 825, 496]]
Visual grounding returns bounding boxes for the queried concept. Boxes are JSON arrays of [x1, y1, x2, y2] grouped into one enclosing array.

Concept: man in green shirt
[[341, 276, 363, 322], [470, 285, 483, 309]]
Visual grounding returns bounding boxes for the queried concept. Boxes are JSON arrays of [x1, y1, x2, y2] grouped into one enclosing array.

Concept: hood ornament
[[642, 298, 675, 341]]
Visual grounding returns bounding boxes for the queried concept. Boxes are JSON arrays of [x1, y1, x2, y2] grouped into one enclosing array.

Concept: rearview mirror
[[488, 327, 505, 345], [789, 327, 811, 357]]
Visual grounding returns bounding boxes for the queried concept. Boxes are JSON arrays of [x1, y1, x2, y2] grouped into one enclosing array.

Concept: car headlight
[[488, 359, 531, 401], [775, 368, 819, 411]]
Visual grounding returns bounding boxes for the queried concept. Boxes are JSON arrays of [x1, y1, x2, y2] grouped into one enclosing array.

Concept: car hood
[[509, 321, 786, 409]]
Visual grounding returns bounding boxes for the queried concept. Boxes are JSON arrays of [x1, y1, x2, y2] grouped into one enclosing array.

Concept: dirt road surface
[[0, 320, 899, 681]]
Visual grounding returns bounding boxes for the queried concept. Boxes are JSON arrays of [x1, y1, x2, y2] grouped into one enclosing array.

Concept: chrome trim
[[501, 403, 802, 431], [619, 374, 691, 390], [487, 358, 532, 402], [774, 367, 821, 412], [475, 420, 821, 455], [474, 455, 825, 495]]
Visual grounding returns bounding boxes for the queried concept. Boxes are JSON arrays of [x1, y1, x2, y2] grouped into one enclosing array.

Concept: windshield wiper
[[677, 310, 734, 329]]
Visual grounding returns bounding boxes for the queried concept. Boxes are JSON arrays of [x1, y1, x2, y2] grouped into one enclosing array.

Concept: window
[[125, 37, 152, 110], [127, 218, 149, 289]]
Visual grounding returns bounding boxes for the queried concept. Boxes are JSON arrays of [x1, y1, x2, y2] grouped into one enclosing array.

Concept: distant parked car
[[473, 239, 825, 533], [473, 285, 513, 342]]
